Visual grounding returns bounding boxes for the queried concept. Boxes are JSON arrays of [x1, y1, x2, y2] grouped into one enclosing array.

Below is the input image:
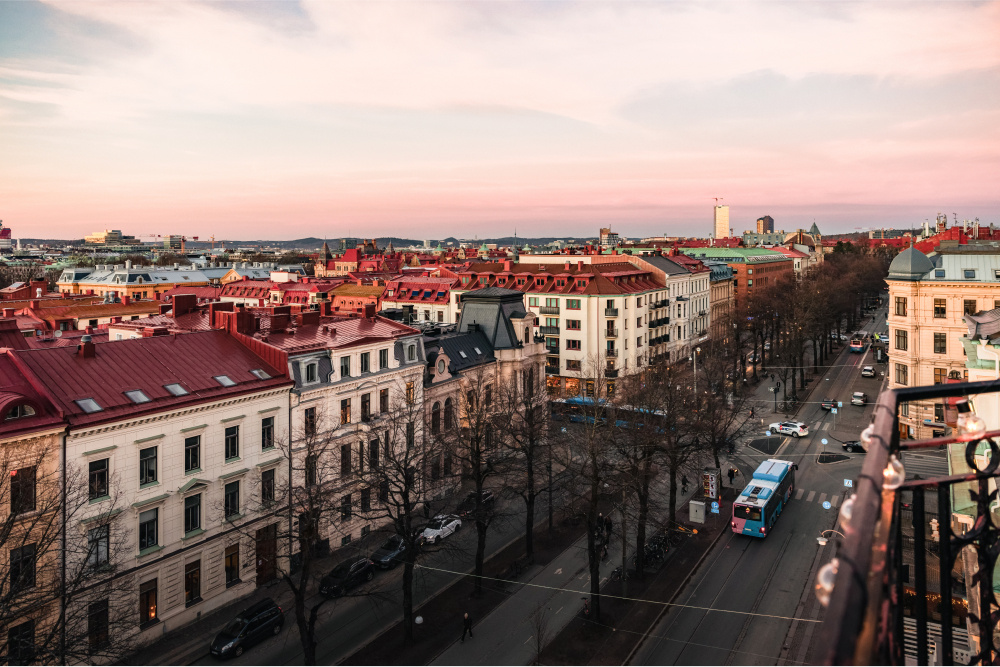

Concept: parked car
[[371, 534, 409, 569], [763, 341, 771, 351], [878, 333, 889, 344], [746, 352, 761, 364], [319, 557, 375, 598], [820, 398, 836, 410], [210, 598, 284, 659], [455, 490, 496, 518], [842, 440, 866, 454], [420, 515, 462, 545], [768, 421, 809, 438], [861, 366, 876, 378], [852, 391, 868, 406]]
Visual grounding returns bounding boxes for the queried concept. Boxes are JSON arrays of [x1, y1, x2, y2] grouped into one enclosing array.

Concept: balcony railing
[[540, 326, 560, 335], [819, 378, 1000, 666], [539, 306, 560, 315], [699, 310, 707, 316], [606, 349, 618, 358], [605, 307, 619, 317], [545, 364, 560, 375], [605, 368, 619, 378], [606, 328, 619, 338]]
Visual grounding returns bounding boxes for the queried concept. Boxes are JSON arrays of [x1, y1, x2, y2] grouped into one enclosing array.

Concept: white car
[[768, 421, 809, 438], [420, 515, 462, 545], [861, 366, 876, 378]]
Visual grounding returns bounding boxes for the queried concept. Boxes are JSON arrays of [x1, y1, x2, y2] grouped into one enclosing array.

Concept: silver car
[[420, 515, 462, 545]]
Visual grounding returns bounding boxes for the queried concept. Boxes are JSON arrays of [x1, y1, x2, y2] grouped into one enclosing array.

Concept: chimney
[[122, 295, 131, 305], [297, 310, 321, 327], [29, 300, 39, 309], [2, 308, 14, 317], [209, 301, 234, 328], [356, 279, 363, 286], [363, 303, 376, 318], [578, 261, 584, 271], [84, 325, 93, 334], [564, 261, 571, 271], [77, 335, 96, 358], [142, 326, 169, 337], [158, 303, 171, 315], [125, 259, 132, 269], [504, 260, 512, 271], [173, 293, 197, 318]]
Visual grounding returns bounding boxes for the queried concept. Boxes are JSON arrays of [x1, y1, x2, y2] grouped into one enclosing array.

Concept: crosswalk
[[793, 487, 842, 507]]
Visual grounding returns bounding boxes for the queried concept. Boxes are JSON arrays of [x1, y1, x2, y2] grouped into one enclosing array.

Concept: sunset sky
[[1, 1, 998, 241]]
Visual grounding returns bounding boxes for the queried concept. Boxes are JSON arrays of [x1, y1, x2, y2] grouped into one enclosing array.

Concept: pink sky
[[1, 1, 998, 241]]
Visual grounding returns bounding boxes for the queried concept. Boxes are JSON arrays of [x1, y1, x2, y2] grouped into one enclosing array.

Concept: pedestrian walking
[[597, 512, 604, 538], [771, 373, 775, 382], [604, 515, 613, 540], [728, 467, 736, 486], [461, 612, 473, 642], [681, 475, 690, 493], [749, 407, 755, 418]]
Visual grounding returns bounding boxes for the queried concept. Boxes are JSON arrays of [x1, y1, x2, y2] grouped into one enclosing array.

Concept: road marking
[[555, 606, 563, 615], [795, 488, 804, 500], [554, 568, 562, 575], [831, 495, 841, 507], [818, 493, 827, 504], [600, 577, 607, 585], [524, 636, 533, 645], [806, 491, 816, 502]]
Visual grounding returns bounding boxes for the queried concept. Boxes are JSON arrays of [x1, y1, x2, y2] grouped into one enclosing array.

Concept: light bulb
[[957, 412, 987, 439], [840, 494, 856, 527], [815, 558, 840, 607], [883, 455, 905, 490], [860, 425, 874, 447]]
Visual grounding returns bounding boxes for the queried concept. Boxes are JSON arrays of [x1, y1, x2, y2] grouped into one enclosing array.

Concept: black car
[[842, 440, 866, 454], [456, 490, 495, 518], [371, 535, 409, 569], [210, 598, 283, 659], [319, 557, 375, 597], [820, 398, 835, 410]]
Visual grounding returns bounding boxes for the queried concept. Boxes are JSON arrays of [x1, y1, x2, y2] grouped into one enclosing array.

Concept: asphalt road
[[632, 304, 893, 666]]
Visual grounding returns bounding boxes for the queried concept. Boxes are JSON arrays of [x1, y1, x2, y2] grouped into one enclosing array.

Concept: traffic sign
[[831, 408, 838, 414], [822, 501, 832, 510], [765, 430, 772, 437], [821, 438, 828, 445], [844, 479, 853, 488], [710, 501, 720, 514], [838, 401, 843, 408]]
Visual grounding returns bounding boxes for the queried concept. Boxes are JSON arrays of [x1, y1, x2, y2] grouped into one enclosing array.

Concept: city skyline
[[2, 0, 998, 240]]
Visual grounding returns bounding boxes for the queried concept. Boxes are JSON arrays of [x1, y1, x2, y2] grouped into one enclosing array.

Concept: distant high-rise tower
[[714, 205, 730, 239], [756, 215, 774, 234]]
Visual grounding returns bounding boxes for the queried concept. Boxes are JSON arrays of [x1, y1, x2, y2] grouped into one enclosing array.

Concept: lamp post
[[693, 346, 701, 394], [816, 529, 846, 546]]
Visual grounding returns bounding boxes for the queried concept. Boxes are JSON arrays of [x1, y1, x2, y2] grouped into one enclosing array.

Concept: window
[[566, 319, 581, 330], [545, 317, 559, 328], [340, 356, 351, 378], [379, 348, 389, 369], [607, 380, 616, 397], [636, 317, 642, 328], [164, 383, 188, 396], [380, 388, 389, 413], [125, 389, 150, 404], [934, 299, 946, 318], [894, 297, 907, 317], [341, 494, 352, 521], [8, 620, 34, 666], [214, 375, 235, 387], [361, 393, 371, 421], [184, 494, 201, 534], [10, 543, 36, 592], [139, 446, 157, 486], [566, 339, 581, 350], [407, 345, 416, 362], [261, 416, 274, 450], [895, 363, 909, 386], [341, 398, 351, 424], [545, 298, 559, 308], [88, 600, 109, 652], [934, 333, 947, 354], [361, 352, 370, 373], [10, 466, 36, 514], [894, 329, 908, 351], [180, 436, 200, 475], [304, 407, 316, 436], [225, 544, 240, 585], [341, 444, 352, 476], [369, 438, 380, 469], [250, 369, 271, 380], [406, 382, 415, 404], [567, 359, 581, 371], [224, 481, 240, 519], [444, 398, 454, 429], [432, 402, 441, 435], [225, 425, 240, 460], [934, 368, 947, 385], [567, 299, 580, 310], [934, 403, 945, 422], [528, 297, 538, 307], [305, 455, 318, 487], [965, 299, 977, 315], [438, 311, 444, 322], [139, 579, 158, 626], [139, 508, 158, 551], [75, 398, 103, 413], [262, 468, 275, 503], [964, 269, 976, 279], [185, 561, 201, 605], [305, 363, 317, 383], [900, 402, 909, 417], [406, 422, 415, 448], [87, 525, 109, 568], [361, 488, 371, 512], [89, 459, 109, 500]]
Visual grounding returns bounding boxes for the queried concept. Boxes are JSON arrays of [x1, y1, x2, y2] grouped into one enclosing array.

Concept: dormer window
[[964, 269, 977, 279], [407, 345, 416, 361], [4, 404, 36, 421], [124, 390, 151, 404], [214, 375, 236, 387]]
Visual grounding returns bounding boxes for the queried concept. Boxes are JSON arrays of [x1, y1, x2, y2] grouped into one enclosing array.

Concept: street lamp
[[816, 529, 846, 546], [692, 346, 701, 394]]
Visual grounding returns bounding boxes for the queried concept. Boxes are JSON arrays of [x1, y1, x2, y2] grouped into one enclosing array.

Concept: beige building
[[708, 262, 735, 342], [714, 205, 730, 239], [886, 246, 1000, 440]]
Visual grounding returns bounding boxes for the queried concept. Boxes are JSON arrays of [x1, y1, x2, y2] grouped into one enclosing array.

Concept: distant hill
[[18, 235, 582, 250]]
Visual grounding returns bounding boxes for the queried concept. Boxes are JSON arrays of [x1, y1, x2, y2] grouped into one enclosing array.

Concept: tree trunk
[[588, 523, 601, 621], [474, 519, 487, 596], [525, 459, 536, 558], [635, 489, 649, 578], [403, 559, 414, 642], [668, 459, 678, 525]]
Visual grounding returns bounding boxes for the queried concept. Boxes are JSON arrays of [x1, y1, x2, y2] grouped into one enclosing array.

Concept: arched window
[[444, 398, 454, 429], [431, 402, 441, 435]]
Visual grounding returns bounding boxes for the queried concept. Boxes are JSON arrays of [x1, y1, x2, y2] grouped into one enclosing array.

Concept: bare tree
[[529, 604, 551, 665]]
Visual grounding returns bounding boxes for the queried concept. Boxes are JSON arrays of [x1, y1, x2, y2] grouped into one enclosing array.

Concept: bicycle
[[610, 565, 629, 582]]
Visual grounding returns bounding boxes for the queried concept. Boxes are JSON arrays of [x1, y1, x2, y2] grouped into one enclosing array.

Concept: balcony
[[605, 368, 619, 378], [606, 328, 619, 338], [540, 326, 560, 335], [605, 307, 619, 317], [545, 364, 560, 375], [606, 349, 618, 358], [539, 306, 560, 315], [545, 347, 560, 357], [818, 379, 1000, 665], [699, 310, 708, 316]]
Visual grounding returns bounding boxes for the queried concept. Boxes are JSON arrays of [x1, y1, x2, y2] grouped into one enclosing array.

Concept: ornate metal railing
[[819, 378, 1000, 665]]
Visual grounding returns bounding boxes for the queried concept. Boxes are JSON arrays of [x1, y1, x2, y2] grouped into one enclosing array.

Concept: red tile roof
[[253, 315, 420, 355], [459, 261, 663, 295], [10, 330, 292, 428], [0, 354, 64, 438]]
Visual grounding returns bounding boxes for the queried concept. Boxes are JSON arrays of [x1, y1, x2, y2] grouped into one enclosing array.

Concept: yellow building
[[886, 246, 1000, 440], [56, 262, 211, 299]]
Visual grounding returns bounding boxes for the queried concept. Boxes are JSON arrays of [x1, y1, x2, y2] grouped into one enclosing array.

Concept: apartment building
[[887, 246, 1000, 439], [679, 247, 794, 304], [9, 330, 293, 648], [381, 276, 461, 324]]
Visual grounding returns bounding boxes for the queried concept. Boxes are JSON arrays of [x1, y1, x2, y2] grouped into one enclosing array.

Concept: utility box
[[689, 500, 706, 524]]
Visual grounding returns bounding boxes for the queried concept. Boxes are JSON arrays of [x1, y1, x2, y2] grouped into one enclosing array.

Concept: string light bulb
[[840, 494, 856, 527], [860, 424, 874, 447], [815, 558, 840, 607], [955, 399, 987, 439], [883, 454, 905, 490]]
